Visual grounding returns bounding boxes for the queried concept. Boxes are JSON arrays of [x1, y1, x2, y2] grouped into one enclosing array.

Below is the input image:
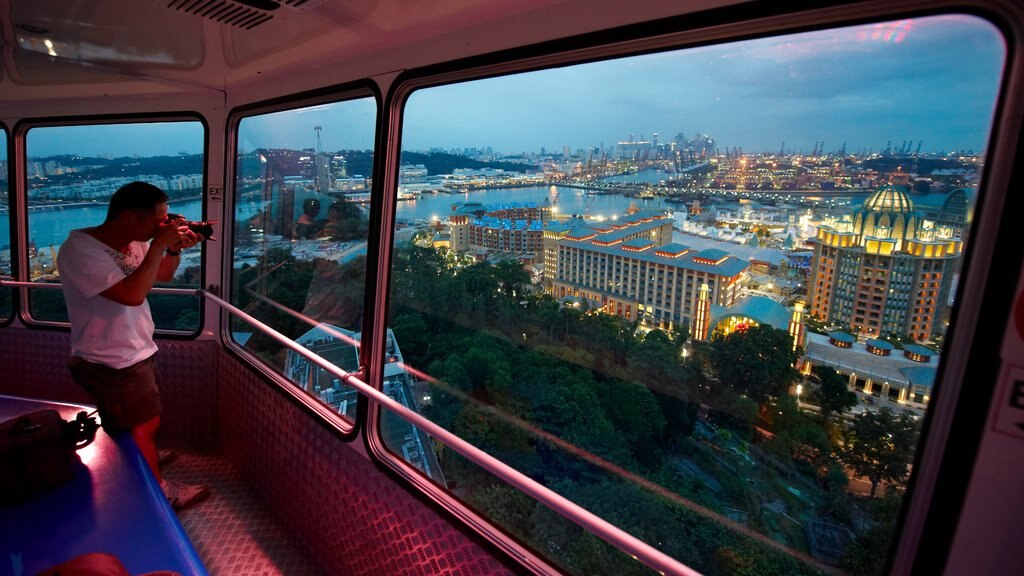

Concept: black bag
[[0, 409, 99, 505]]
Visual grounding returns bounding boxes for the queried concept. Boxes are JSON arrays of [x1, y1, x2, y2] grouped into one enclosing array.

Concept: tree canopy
[[811, 365, 858, 420], [841, 408, 921, 498], [707, 324, 801, 404]]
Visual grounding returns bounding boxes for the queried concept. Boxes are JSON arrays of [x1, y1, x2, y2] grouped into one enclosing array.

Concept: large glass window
[[230, 97, 377, 423], [25, 122, 205, 329], [382, 15, 1004, 575], [0, 128, 10, 322]]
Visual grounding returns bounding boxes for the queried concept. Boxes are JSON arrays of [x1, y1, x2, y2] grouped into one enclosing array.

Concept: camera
[[166, 213, 216, 241]]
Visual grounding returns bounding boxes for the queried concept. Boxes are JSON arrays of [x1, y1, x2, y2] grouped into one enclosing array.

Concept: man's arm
[[100, 224, 185, 306], [156, 252, 179, 283], [156, 228, 203, 282]]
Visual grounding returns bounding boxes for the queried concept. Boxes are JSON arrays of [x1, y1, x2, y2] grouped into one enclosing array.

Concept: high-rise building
[[808, 185, 964, 341]]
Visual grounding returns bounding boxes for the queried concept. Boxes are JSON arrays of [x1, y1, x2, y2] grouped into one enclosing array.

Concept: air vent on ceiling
[[164, 0, 278, 30]]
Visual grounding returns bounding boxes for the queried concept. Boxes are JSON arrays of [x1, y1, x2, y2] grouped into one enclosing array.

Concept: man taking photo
[[58, 181, 209, 511]]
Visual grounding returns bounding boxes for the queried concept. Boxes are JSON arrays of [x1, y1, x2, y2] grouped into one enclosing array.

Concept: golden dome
[[852, 184, 918, 244], [863, 184, 915, 213]]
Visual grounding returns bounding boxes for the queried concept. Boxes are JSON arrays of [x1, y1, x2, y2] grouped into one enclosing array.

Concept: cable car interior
[[1, 0, 1023, 574]]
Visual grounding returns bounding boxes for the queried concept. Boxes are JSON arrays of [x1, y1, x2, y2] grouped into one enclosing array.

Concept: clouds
[[402, 14, 1005, 155], [21, 15, 1006, 159]]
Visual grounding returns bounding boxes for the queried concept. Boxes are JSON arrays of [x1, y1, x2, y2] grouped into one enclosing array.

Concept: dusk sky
[[26, 14, 1005, 159]]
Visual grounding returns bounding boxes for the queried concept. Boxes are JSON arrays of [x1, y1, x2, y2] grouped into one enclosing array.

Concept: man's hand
[[153, 218, 189, 251], [167, 228, 202, 252], [160, 215, 203, 253]]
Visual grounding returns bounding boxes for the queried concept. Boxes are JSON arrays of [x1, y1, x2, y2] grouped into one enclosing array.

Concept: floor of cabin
[[162, 451, 323, 575]]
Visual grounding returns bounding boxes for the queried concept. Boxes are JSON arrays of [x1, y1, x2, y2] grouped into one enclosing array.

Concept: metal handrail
[[202, 290, 699, 576], [0, 279, 202, 296]]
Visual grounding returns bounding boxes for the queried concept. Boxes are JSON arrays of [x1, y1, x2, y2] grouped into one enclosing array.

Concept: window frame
[[362, 2, 1023, 575], [222, 81, 384, 439], [0, 121, 12, 328], [10, 113, 210, 336]]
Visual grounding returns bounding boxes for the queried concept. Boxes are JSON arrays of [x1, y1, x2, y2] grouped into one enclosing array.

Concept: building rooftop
[[655, 243, 692, 257], [805, 332, 941, 387], [622, 237, 656, 250], [899, 365, 937, 388], [903, 344, 935, 357], [710, 295, 792, 331], [694, 248, 729, 262], [866, 338, 895, 350], [472, 215, 545, 231], [553, 209, 748, 275], [450, 201, 487, 216], [546, 210, 669, 236], [570, 234, 749, 276], [674, 230, 789, 266], [599, 216, 671, 243]]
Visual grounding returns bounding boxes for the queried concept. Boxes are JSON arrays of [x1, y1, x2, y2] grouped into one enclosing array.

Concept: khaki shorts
[[68, 355, 162, 431]]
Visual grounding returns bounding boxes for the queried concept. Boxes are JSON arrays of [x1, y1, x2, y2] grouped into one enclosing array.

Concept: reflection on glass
[[0, 128, 9, 321], [231, 97, 376, 422], [384, 15, 1004, 576], [25, 122, 205, 327]]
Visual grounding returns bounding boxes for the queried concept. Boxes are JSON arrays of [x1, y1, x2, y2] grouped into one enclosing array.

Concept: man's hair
[[106, 181, 169, 222]]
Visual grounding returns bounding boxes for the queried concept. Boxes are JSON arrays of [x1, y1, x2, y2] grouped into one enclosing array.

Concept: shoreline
[[2, 180, 882, 215], [2, 192, 205, 214]]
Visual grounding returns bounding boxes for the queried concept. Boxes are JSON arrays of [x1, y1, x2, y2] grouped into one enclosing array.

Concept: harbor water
[[4, 181, 677, 252]]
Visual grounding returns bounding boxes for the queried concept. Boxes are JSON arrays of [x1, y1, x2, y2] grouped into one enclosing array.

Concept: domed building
[[808, 185, 963, 341], [851, 185, 919, 248]]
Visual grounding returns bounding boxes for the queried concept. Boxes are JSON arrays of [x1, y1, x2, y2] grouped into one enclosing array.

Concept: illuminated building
[[551, 211, 748, 329], [808, 185, 964, 341], [447, 202, 551, 253], [701, 295, 805, 347]]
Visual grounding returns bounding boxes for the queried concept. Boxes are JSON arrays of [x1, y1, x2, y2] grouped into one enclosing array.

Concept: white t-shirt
[[57, 229, 158, 369]]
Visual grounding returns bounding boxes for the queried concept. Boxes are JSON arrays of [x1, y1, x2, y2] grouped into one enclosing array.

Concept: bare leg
[[131, 415, 162, 483]]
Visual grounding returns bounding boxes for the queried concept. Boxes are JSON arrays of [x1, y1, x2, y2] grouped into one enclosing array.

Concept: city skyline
[[21, 15, 1004, 160]]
